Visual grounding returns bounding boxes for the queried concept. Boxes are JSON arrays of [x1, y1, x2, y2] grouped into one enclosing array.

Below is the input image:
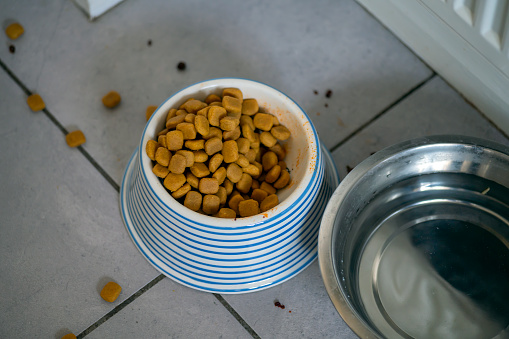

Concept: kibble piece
[[251, 179, 260, 190], [222, 140, 239, 163], [203, 194, 220, 215], [172, 183, 191, 199], [205, 94, 221, 104], [227, 111, 242, 120], [237, 173, 253, 194], [152, 163, 170, 178], [243, 164, 261, 177], [236, 154, 250, 168], [238, 199, 260, 217], [273, 169, 290, 189], [222, 96, 242, 114], [208, 106, 227, 126], [26, 94, 45, 111], [158, 135, 167, 148], [66, 130, 86, 148], [194, 115, 210, 136], [6, 23, 24, 40], [203, 127, 222, 140], [190, 162, 210, 178], [209, 153, 224, 173], [158, 128, 169, 137], [262, 151, 278, 171], [181, 99, 207, 113], [155, 147, 171, 167], [216, 186, 227, 205], [245, 149, 257, 163], [224, 179, 234, 195], [220, 116, 240, 131], [204, 137, 223, 155], [271, 125, 291, 140], [176, 150, 194, 167], [166, 130, 184, 151], [241, 124, 257, 143], [216, 208, 236, 218], [209, 101, 222, 107], [186, 172, 199, 189], [166, 108, 177, 121], [272, 115, 280, 126], [253, 113, 274, 131], [260, 181, 276, 195], [102, 91, 121, 108], [100, 281, 122, 302], [226, 163, 243, 183], [193, 150, 208, 162], [197, 106, 210, 117], [61, 333, 77, 339], [146, 140, 158, 160], [146, 105, 157, 121], [260, 131, 278, 148], [185, 113, 196, 123], [250, 133, 261, 149], [270, 143, 286, 160], [169, 154, 186, 174], [240, 115, 255, 130], [166, 114, 186, 129], [176, 109, 187, 116], [199, 177, 219, 194], [236, 138, 250, 154], [223, 126, 241, 141], [251, 188, 268, 203], [163, 173, 186, 192], [222, 88, 243, 102], [242, 98, 258, 116], [260, 194, 279, 212], [176, 122, 197, 140], [265, 165, 281, 183], [213, 167, 227, 185], [185, 139, 204, 150], [184, 191, 202, 211], [228, 192, 244, 214], [278, 160, 287, 171]]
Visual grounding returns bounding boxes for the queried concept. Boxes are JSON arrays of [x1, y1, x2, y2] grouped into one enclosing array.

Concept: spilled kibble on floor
[[5, 23, 24, 40], [100, 281, 122, 302], [102, 91, 121, 108], [26, 94, 46, 112], [65, 130, 86, 148]]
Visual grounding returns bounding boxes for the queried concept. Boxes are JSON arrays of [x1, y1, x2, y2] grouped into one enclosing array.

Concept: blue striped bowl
[[120, 78, 340, 293]]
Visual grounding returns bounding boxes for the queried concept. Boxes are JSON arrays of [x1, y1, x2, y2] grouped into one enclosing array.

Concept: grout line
[[213, 293, 261, 339], [77, 274, 166, 338], [329, 72, 436, 153], [0, 58, 120, 192]]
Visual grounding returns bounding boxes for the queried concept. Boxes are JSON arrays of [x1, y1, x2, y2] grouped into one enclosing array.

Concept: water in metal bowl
[[319, 136, 509, 339]]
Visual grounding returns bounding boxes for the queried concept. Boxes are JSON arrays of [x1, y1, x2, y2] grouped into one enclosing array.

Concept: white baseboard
[[356, 0, 509, 135]]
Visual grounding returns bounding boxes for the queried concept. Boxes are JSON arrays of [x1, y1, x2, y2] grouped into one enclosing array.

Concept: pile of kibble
[[146, 88, 292, 218]]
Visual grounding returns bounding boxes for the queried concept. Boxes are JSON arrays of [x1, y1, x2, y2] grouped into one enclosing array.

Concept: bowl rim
[[318, 134, 509, 339], [139, 77, 321, 228]]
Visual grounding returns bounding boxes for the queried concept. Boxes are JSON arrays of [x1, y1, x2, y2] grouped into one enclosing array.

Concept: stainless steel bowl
[[319, 135, 509, 339]]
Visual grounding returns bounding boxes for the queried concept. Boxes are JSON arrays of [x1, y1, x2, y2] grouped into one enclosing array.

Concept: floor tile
[[0, 69, 159, 339], [86, 278, 253, 339], [332, 76, 509, 179], [0, 0, 431, 185], [223, 261, 358, 339]]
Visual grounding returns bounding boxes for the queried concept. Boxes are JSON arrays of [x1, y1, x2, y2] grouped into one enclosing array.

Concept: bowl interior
[[321, 136, 509, 338], [140, 79, 319, 225]]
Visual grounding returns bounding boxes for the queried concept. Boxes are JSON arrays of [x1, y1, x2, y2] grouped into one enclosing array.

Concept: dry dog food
[[102, 91, 121, 108], [145, 87, 292, 218], [146, 105, 158, 121], [100, 281, 122, 302], [61, 334, 77, 339], [27, 94, 46, 112], [66, 130, 86, 148], [5, 23, 24, 40]]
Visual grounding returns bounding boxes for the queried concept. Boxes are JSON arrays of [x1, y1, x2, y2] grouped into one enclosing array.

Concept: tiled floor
[[0, 1, 507, 338]]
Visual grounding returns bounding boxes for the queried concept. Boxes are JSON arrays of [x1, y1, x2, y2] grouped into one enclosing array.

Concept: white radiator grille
[[422, 0, 509, 76]]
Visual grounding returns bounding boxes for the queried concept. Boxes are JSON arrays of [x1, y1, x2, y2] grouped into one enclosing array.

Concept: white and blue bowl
[[120, 78, 340, 293]]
